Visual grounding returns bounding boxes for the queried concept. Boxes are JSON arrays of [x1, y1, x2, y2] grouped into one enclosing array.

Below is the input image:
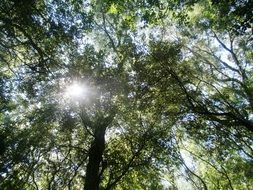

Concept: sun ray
[[65, 82, 86, 99]]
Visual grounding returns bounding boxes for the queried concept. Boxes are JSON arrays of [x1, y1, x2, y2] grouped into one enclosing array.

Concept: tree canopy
[[0, 0, 253, 189]]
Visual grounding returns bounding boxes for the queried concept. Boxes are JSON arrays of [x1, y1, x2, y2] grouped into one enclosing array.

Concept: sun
[[65, 82, 86, 99]]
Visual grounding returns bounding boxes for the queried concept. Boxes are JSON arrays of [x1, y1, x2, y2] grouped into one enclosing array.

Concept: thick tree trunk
[[84, 126, 106, 190]]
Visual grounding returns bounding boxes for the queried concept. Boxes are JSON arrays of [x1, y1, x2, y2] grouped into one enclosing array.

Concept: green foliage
[[0, 0, 253, 189], [173, 0, 253, 34]]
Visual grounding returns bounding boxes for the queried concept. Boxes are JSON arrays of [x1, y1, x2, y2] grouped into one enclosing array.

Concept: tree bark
[[84, 126, 106, 190]]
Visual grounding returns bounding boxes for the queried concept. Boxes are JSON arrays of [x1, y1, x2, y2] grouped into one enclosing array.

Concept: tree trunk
[[84, 126, 106, 190]]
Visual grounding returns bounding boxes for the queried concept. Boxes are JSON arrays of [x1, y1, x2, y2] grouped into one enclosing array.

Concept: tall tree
[[1, 0, 253, 189]]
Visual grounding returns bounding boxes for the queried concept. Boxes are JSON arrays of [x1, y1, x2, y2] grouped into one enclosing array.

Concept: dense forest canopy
[[0, 0, 253, 189]]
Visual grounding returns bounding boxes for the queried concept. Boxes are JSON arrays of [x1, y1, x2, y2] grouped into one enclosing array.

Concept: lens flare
[[65, 82, 86, 99]]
